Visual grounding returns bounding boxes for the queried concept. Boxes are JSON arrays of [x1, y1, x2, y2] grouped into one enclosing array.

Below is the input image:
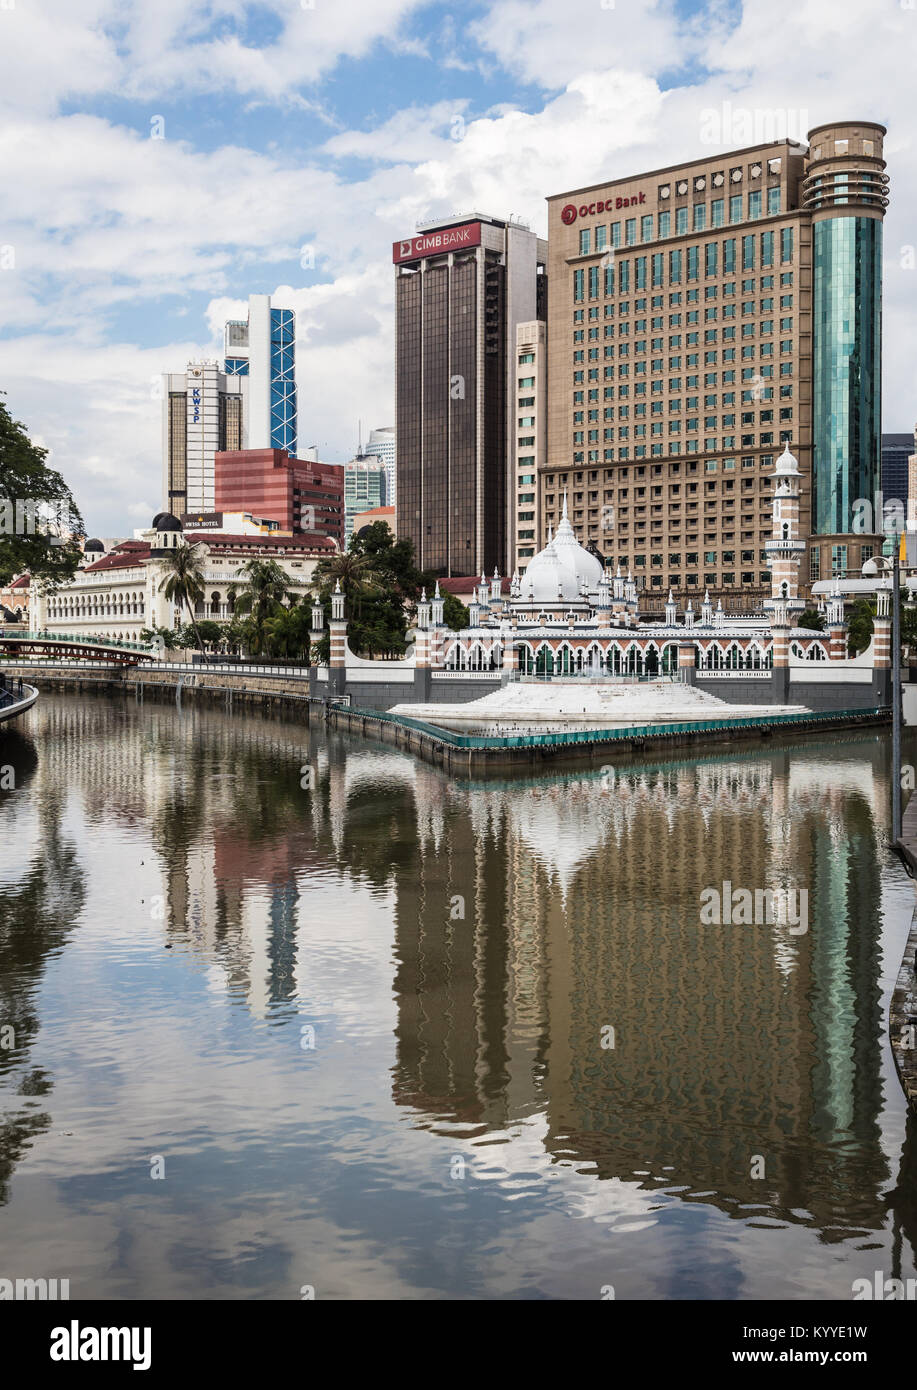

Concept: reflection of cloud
[[505, 786, 609, 899]]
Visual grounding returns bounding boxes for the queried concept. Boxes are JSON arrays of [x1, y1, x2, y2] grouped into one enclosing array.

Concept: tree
[[158, 542, 208, 656], [846, 599, 875, 657], [797, 607, 825, 632], [0, 394, 84, 586], [442, 591, 469, 631], [195, 619, 223, 649], [233, 558, 290, 656]]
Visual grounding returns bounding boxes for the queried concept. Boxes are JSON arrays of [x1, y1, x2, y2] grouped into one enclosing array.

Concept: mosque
[[318, 444, 893, 713]]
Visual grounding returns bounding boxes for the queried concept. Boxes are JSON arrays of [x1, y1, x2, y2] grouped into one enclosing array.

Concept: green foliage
[[233, 558, 290, 656], [0, 394, 84, 587], [158, 542, 208, 653], [797, 607, 825, 632], [442, 591, 469, 631], [846, 599, 876, 657], [312, 525, 419, 659]]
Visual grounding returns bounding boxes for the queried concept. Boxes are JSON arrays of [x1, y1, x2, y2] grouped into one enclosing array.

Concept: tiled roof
[[186, 531, 337, 550]]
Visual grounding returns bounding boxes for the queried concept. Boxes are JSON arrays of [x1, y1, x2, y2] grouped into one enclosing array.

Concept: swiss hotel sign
[[393, 222, 482, 264]]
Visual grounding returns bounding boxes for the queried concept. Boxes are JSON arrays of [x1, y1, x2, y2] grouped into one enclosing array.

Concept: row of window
[[573, 231, 795, 301], [577, 189, 783, 255]]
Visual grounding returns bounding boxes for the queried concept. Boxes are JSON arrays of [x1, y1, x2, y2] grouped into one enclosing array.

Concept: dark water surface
[[1, 691, 916, 1300]]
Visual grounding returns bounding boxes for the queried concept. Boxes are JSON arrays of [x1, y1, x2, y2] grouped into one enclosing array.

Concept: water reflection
[[0, 694, 915, 1298]]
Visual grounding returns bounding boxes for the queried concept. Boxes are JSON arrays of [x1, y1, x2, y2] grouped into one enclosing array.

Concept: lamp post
[[893, 539, 902, 842], [865, 546, 903, 841]]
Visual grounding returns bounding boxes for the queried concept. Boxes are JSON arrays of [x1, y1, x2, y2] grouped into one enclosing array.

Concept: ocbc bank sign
[[561, 192, 646, 225]]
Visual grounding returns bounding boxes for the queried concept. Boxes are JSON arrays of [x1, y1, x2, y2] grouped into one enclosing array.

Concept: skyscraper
[[162, 293, 298, 514], [362, 426, 396, 511], [544, 120, 887, 604], [394, 214, 547, 577], [223, 293, 297, 456]]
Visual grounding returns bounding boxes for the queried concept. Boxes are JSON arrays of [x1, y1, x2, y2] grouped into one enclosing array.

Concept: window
[[711, 198, 724, 227], [658, 210, 671, 238], [810, 548, 820, 581], [723, 238, 736, 274], [596, 225, 607, 251], [729, 194, 742, 223], [767, 187, 781, 215], [573, 270, 584, 302], [780, 227, 793, 263], [625, 218, 637, 245], [748, 190, 762, 220], [641, 214, 654, 241], [693, 204, 706, 231], [742, 235, 755, 270], [580, 229, 591, 255]]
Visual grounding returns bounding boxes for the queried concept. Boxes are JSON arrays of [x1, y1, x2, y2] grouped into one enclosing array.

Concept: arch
[[534, 642, 555, 677]]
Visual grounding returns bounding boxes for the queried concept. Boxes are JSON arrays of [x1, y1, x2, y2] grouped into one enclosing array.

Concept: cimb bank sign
[[393, 222, 483, 264]]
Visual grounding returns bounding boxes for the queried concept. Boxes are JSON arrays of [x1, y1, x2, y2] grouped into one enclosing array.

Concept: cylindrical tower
[[803, 122, 888, 554]]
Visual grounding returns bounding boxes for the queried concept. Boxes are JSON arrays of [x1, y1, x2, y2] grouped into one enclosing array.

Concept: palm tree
[[233, 558, 290, 657], [310, 551, 381, 619], [158, 543, 208, 658]]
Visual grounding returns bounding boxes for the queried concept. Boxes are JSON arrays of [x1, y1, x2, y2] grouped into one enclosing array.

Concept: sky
[[0, 0, 915, 536]]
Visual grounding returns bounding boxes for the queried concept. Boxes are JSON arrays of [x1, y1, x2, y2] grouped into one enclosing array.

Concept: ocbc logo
[[561, 204, 577, 225]]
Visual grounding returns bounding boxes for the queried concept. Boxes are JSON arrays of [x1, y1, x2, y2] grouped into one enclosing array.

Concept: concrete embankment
[[4, 663, 891, 773]]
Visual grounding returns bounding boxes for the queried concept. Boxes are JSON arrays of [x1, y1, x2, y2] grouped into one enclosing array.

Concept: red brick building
[[215, 448, 344, 547]]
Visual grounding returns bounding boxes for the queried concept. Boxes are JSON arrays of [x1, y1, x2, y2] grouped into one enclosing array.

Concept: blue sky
[[0, 0, 914, 534]]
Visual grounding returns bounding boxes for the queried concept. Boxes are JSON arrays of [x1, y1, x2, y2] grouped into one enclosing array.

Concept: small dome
[[774, 442, 800, 476], [152, 511, 183, 532], [84, 538, 104, 551]]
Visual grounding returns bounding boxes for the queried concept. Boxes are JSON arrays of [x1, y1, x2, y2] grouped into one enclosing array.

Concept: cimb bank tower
[[395, 121, 888, 605]]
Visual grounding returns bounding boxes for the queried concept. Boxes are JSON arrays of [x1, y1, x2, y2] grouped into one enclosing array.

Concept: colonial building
[[30, 513, 336, 645]]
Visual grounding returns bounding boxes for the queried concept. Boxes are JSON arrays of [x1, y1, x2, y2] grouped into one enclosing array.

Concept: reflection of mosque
[[12, 692, 914, 1259], [388, 741, 916, 1249]]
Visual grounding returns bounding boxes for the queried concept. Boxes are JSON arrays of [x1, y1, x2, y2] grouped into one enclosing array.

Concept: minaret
[[665, 588, 677, 627], [764, 443, 806, 624], [701, 588, 713, 626]]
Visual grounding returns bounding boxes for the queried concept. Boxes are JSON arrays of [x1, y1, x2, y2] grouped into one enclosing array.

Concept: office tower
[[394, 214, 548, 577], [513, 321, 547, 573], [343, 459, 387, 543], [215, 449, 344, 547], [362, 426, 396, 511], [223, 293, 297, 455], [162, 294, 297, 514], [544, 121, 888, 605], [881, 432, 913, 511], [161, 362, 244, 515]]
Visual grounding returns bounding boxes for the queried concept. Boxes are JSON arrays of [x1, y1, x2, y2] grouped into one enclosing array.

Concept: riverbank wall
[[4, 661, 891, 773]]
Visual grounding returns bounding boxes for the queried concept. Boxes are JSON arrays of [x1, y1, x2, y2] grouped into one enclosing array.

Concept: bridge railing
[[0, 629, 156, 653]]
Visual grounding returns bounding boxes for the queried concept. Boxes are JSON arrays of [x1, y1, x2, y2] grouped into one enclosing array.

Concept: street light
[[863, 545, 903, 841]]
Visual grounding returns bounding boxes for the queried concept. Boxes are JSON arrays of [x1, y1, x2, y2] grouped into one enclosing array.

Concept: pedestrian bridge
[[0, 630, 156, 666]]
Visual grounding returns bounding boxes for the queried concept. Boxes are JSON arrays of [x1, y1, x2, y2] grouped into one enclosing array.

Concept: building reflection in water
[[387, 739, 916, 1256], [2, 695, 915, 1278]]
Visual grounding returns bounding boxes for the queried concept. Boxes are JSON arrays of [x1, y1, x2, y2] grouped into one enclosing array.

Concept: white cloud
[[3, 0, 917, 537]]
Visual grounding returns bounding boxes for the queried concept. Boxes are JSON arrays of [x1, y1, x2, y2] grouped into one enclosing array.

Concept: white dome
[[522, 497, 604, 602]]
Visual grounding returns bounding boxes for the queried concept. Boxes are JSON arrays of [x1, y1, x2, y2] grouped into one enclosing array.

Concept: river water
[[1, 691, 915, 1300]]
